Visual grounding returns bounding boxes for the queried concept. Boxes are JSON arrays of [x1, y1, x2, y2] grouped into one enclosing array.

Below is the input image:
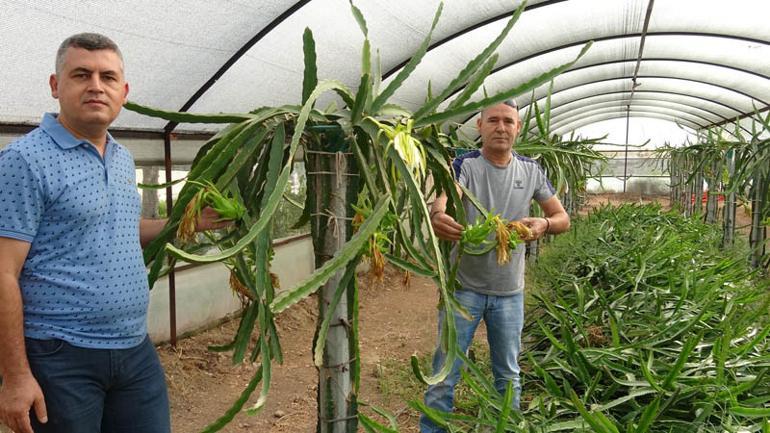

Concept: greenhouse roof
[[2, 0, 768, 145]]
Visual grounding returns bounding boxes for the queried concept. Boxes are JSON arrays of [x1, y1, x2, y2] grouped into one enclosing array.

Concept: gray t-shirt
[[452, 150, 555, 295]]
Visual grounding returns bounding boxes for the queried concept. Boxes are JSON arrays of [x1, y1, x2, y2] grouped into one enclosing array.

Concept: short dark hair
[[56, 33, 123, 74], [501, 99, 518, 110], [479, 99, 519, 118]]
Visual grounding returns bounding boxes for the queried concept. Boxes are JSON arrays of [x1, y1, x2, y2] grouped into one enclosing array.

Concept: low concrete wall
[[148, 235, 314, 343]]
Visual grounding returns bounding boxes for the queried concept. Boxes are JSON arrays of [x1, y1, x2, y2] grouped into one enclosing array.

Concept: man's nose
[[86, 74, 104, 92]]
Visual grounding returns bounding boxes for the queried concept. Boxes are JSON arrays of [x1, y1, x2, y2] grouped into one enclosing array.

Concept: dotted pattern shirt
[[0, 113, 148, 349], [452, 150, 555, 295]]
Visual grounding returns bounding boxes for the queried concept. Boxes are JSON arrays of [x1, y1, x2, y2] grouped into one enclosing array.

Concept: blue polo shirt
[[0, 113, 148, 349]]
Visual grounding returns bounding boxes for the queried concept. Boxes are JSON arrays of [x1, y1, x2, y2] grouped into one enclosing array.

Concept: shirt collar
[[40, 112, 117, 150]]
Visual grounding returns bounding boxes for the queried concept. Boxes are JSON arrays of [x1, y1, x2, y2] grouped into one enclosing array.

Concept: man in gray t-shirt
[[420, 100, 570, 433]]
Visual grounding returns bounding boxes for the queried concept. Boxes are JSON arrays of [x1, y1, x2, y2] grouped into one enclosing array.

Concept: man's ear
[[49, 74, 59, 99], [122, 82, 129, 104]]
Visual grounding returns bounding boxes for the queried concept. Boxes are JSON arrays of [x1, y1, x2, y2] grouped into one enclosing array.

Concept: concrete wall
[[147, 235, 314, 343]]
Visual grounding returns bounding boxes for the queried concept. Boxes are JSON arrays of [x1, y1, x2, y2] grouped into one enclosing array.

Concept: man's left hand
[[519, 217, 548, 240]]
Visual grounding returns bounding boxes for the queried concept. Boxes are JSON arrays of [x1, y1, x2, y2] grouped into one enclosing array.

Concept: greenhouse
[[0, 0, 768, 432]]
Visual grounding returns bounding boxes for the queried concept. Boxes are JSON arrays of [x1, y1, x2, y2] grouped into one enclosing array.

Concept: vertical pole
[[163, 131, 177, 347], [141, 166, 160, 219], [705, 160, 718, 224], [669, 157, 676, 205], [694, 170, 704, 216], [723, 150, 736, 248], [310, 143, 357, 433], [623, 108, 630, 194], [749, 171, 768, 269]]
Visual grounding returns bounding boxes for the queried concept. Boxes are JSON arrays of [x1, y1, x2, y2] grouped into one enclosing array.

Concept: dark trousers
[[26, 335, 170, 433]]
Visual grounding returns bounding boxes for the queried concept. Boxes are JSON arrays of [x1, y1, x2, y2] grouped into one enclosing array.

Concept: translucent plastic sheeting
[[599, 157, 667, 177], [549, 94, 737, 123], [0, 0, 298, 129], [553, 111, 700, 135], [549, 100, 723, 127], [575, 118, 694, 150], [452, 41, 768, 131], [2, 0, 768, 144]]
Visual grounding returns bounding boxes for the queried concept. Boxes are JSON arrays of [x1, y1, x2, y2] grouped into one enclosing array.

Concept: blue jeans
[[25, 335, 170, 433], [419, 289, 524, 433]]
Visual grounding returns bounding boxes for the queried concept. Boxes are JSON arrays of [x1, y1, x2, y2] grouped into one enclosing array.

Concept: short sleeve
[[453, 158, 469, 188], [0, 149, 44, 242], [532, 164, 556, 203]]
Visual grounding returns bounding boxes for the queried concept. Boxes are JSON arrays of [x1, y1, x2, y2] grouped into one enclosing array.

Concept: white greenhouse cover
[[2, 0, 769, 161]]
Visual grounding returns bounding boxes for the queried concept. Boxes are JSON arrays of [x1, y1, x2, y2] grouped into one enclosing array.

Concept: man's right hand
[[430, 211, 464, 242], [0, 372, 47, 433]]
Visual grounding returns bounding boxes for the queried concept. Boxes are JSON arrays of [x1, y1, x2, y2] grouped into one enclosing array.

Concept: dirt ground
[[162, 266, 438, 433]]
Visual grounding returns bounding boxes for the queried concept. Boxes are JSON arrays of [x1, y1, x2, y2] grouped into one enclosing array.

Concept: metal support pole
[[749, 172, 768, 269], [705, 160, 719, 224], [623, 108, 630, 194], [163, 131, 177, 347], [723, 150, 736, 247]]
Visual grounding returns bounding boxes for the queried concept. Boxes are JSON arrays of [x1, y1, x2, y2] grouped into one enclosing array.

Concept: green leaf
[[138, 177, 186, 189], [633, 396, 661, 433], [124, 100, 253, 124], [384, 253, 436, 277], [729, 405, 770, 418], [496, 381, 514, 433], [232, 303, 258, 364], [413, 0, 527, 121], [302, 28, 318, 105], [352, 73, 371, 124], [662, 332, 701, 389], [312, 262, 357, 366], [414, 41, 593, 127], [446, 53, 498, 111], [370, 2, 443, 114], [361, 39, 372, 77], [358, 414, 399, 433], [199, 366, 263, 433], [349, 0, 368, 36], [270, 196, 390, 313], [164, 81, 348, 264], [568, 388, 619, 433]]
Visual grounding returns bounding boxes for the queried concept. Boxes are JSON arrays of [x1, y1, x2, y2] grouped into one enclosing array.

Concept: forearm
[[544, 210, 570, 234], [139, 218, 168, 248], [430, 194, 448, 216], [430, 183, 463, 216], [0, 275, 31, 378]]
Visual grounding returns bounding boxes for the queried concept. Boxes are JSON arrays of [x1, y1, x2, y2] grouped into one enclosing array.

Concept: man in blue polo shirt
[[0, 33, 228, 433], [420, 100, 571, 433]]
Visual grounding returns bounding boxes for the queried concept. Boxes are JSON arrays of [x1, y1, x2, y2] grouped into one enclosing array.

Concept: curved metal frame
[[526, 89, 743, 117], [549, 93, 735, 122], [164, 0, 313, 132], [548, 100, 724, 127], [550, 105, 711, 131], [457, 75, 760, 129], [542, 92, 754, 135], [552, 111, 701, 134]]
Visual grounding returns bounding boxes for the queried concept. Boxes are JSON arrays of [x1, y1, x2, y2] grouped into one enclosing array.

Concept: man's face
[[49, 47, 128, 133], [476, 103, 521, 152]]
